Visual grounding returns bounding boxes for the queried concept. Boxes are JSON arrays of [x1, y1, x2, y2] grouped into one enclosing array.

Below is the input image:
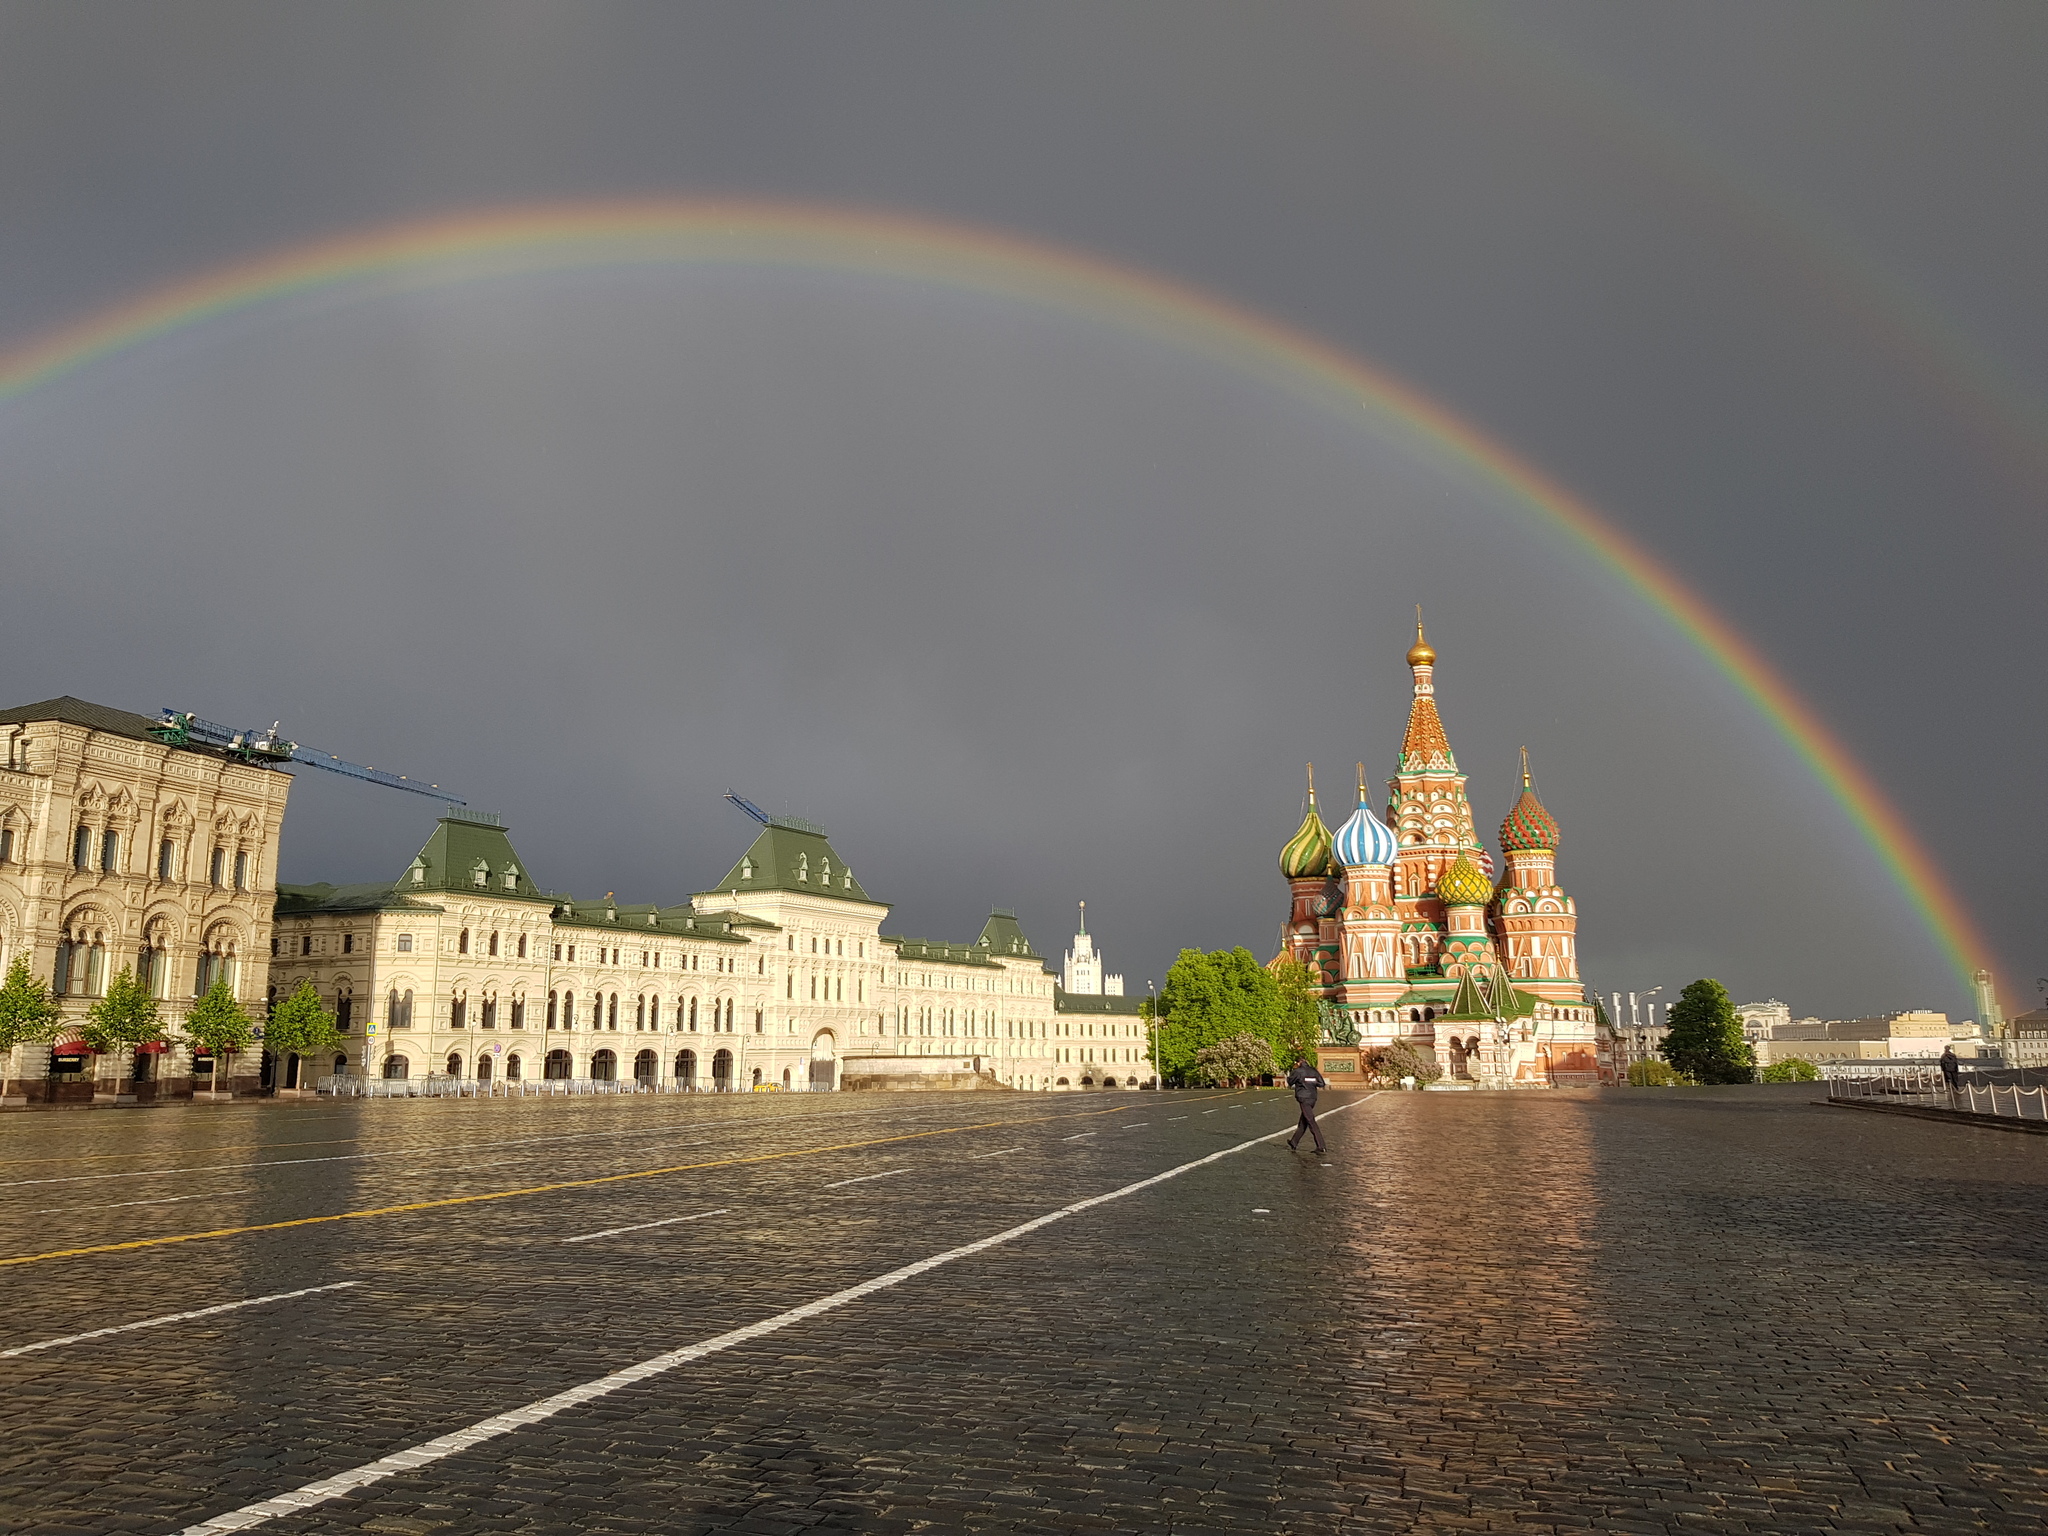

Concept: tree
[[1627, 1058, 1685, 1087], [1268, 958, 1327, 1065], [1659, 979, 1755, 1084], [82, 966, 162, 1057], [1362, 1040, 1441, 1087], [262, 979, 344, 1074], [1154, 948, 1289, 1079], [183, 976, 254, 1092], [1191, 1032, 1276, 1088], [0, 956, 61, 1055], [1760, 1057, 1820, 1083]]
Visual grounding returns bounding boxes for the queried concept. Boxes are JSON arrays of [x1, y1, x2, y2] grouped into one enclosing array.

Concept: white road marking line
[[34, 1188, 250, 1215], [561, 1208, 729, 1245], [1061, 1132, 1097, 1142], [970, 1147, 1023, 1160], [0, 1281, 362, 1359], [1120, 1123, 1149, 1129], [821, 1167, 910, 1189], [1201, 1110, 1218, 1115], [1167, 1116, 1188, 1121], [175, 1101, 1364, 1535]]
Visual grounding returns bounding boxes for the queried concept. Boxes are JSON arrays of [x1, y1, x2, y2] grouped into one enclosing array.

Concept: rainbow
[[0, 198, 1991, 1002]]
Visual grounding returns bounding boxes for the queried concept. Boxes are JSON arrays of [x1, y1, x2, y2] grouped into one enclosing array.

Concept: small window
[[459, 929, 471, 955], [518, 934, 528, 959], [343, 933, 354, 954], [489, 931, 500, 957], [0, 827, 14, 863], [397, 933, 414, 953], [552, 943, 561, 961], [234, 851, 249, 889], [301, 934, 312, 956], [511, 997, 526, 1029], [270, 936, 280, 957], [568, 945, 576, 963], [472, 861, 488, 889], [503, 866, 519, 890], [101, 829, 120, 873], [73, 826, 92, 870], [411, 864, 425, 886], [210, 848, 226, 886]]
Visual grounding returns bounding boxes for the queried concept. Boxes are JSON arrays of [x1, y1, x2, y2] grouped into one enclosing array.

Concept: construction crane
[[150, 710, 466, 806], [724, 791, 772, 826], [724, 790, 825, 836]]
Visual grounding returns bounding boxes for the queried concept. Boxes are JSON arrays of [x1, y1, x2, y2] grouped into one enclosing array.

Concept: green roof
[[400, 814, 551, 904], [275, 882, 438, 915], [886, 937, 1002, 970], [976, 909, 1040, 960], [1054, 988, 1146, 1016], [1438, 964, 1542, 1023], [703, 821, 877, 905]]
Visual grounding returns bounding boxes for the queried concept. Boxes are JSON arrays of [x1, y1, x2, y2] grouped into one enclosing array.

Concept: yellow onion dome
[[1280, 794, 1334, 880], [1435, 854, 1493, 908], [1406, 614, 1436, 667]]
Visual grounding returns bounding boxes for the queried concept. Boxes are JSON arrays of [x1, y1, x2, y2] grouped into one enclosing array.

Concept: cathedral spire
[[1399, 613, 1454, 771]]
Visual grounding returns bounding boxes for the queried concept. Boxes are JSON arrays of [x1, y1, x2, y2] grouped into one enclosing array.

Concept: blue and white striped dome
[[1333, 796, 1397, 869]]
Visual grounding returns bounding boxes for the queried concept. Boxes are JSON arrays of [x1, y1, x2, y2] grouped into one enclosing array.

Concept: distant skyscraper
[[1973, 968, 2004, 1038], [1061, 902, 1123, 996]]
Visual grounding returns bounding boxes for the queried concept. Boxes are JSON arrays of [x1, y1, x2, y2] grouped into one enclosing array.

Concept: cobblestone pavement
[[0, 1084, 2042, 1534]]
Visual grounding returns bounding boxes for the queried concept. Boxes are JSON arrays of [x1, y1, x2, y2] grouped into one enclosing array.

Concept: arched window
[[754, 1008, 763, 1033], [544, 1048, 572, 1080], [563, 991, 576, 1029], [590, 1049, 617, 1082], [100, 829, 120, 873], [547, 990, 558, 1029], [450, 995, 466, 1029], [506, 1052, 523, 1081], [398, 990, 414, 1028], [782, 1067, 792, 1088], [724, 998, 735, 1030], [459, 929, 470, 955], [634, 1049, 657, 1086], [488, 931, 499, 957], [752, 1066, 763, 1087], [635, 995, 646, 1030], [648, 996, 660, 1030], [389, 988, 401, 1026], [233, 851, 249, 889], [608, 992, 619, 1030], [688, 997, 698, 1030], [480, 996, 497, 1029], [517, 934, 528, 959], [382, 1054, 410, 1080], [336, 990, 353, 1029], [510, 996, 525, 1030], [73, 826, 92, 870], [445, 1052, 463, 1078]]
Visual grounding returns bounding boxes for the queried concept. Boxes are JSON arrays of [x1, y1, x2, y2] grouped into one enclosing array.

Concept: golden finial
[[1306, 763, 1317, 805], [1406, 606, 1436, 667], [1357, 761, 1367, 799], [1520, 745, 1531, 789]]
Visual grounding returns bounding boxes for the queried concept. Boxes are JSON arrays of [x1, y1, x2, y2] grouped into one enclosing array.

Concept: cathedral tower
[[1386, 616, 1485, 980], [1277, 765, 1338, 989], [1333, 764, 1405, 1015], [1494, 749, 1580, 1002]]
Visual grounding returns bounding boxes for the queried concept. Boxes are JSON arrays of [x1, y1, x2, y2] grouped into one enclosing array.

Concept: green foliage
[[1659, 979, 1756, 1085], [262, 979, 344, 1061], [1267, 958, 1327, 1065], [1363, 1040, 1442, 1086], [1760, 1057, 1820, 1083], [1627, 1058, 1685, 1086], [82, 966, 162, 1055], [0, 956, 61, 1053], [1191, 1032, 1276, 1087], [183, 976, 254, 1060], [1155, 948, 1290, 1079]]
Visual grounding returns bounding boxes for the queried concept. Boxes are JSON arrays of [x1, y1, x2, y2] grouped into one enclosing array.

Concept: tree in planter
[[261, 980, 344, 1087], [0, 957, 61, 1075], [183, 976, 254, 1094], [1659, 979, 1755, 1084], [1760, 1057, 1820, 1083], [1362, 1039, 1442, 1087], [82, 966, 163, 1065], [1191, 1032, 1277, 1088], [1155, 949, 1288, 1080]]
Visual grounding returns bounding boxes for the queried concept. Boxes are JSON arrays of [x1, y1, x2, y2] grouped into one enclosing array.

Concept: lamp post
[[1148, 980, 1159, 1089]]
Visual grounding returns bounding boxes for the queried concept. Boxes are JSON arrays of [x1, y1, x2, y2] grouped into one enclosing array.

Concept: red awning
[[50, 1040, 97, 1056], [134, 1041, 170, 1055]]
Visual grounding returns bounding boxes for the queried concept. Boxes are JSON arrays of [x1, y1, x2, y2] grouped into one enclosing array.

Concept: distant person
[[1940, 1045, 1961, 1094], [1285, 1054, 1329, 1155]]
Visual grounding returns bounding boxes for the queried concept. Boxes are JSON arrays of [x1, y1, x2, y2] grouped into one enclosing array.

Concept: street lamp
[[1147, 980, 1159, 1089]]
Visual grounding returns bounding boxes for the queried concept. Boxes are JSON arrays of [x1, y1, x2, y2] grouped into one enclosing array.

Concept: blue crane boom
[[725, 791, 772, 826], [150, 710, 466, 805]]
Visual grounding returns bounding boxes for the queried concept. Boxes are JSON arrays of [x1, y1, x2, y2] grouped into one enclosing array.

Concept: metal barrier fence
[[1828, 1069, 2048, 1122], [316, 1074, 746, 1099]]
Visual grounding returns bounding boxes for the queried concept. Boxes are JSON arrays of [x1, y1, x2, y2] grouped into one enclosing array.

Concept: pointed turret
[[1386, 614, 1483, 982], [1494, 748, 1580, 1000], [1398, 611, 1455, 773]]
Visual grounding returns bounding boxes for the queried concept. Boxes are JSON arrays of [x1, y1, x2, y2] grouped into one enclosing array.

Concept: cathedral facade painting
[[1277, 622, 1612, 1087]]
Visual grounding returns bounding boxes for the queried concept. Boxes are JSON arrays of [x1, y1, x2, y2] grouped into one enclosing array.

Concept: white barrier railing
[[1828, 1071, 2048, 1122], [315, 1075, 746, 1099]]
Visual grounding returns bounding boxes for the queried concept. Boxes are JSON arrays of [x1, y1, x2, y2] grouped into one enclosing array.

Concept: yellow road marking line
[[0, 1097, 1210, 1269]]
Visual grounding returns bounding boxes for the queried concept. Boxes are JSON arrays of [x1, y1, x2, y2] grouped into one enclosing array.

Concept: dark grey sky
[[0, 2, 2041, 1020]]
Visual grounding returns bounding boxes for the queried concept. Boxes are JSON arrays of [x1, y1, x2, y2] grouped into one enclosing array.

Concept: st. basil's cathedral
[[1278, 621, 1612, 1086]]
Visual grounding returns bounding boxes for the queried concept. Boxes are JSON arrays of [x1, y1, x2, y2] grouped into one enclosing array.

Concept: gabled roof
[[1438, 964, 1542, 1023], [704, 821, 877, 905], [401, 814, 551, 904], [976, 909, 1040, 960], [0, 696, 164, 741], [275, 882, 439, 916]]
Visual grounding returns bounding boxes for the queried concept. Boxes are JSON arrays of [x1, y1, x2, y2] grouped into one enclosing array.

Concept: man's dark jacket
[[1286, 1062, 1328, 1106]]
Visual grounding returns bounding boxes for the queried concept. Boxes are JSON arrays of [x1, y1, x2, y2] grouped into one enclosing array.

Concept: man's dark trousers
[[1288, 1102, 1325, 1155]]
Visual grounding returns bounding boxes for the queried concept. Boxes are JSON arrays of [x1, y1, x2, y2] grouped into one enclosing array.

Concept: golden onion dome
[[1434, 854, 1494, 908], [1406, 612, 1436, 667]]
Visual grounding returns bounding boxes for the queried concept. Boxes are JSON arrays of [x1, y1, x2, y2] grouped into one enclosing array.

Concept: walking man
[[1285, 1053, 1329, 1155]]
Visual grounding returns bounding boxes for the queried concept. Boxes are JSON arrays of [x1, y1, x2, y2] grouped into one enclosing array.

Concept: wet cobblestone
[[0, 1085, 2042, 1532]]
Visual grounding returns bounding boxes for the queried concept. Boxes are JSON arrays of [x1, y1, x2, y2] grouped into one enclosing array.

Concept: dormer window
[[796, 854, 809, 883], [820, 858, 831, 884], [740, 858, 754, 880], [410, 863, 426, 886], [472, 860, 489, 888], [503, 865, 519, 890]]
